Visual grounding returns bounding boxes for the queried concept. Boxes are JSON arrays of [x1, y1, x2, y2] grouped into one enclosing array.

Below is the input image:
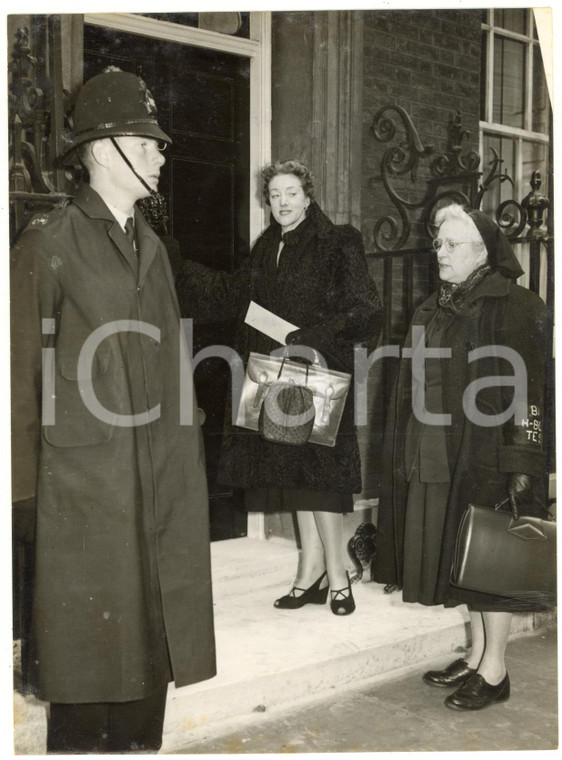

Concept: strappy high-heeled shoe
[[274, 571, 329, 609], [330, 572, 355, 615]]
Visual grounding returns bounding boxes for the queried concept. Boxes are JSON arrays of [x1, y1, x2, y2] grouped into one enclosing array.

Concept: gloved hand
[[286, 327, 324, 351], [507, 473, 534, 520], [285, 328, 316, 347]]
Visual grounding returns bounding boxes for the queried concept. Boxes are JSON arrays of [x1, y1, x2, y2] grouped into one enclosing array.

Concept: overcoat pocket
[[43, 349, 114, 447]]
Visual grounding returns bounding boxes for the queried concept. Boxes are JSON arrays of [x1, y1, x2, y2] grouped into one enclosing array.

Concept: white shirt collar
[[106, 203, 134, 233]]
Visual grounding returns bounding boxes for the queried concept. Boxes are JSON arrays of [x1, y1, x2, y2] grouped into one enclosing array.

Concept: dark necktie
[[125, 217, 137, 255]]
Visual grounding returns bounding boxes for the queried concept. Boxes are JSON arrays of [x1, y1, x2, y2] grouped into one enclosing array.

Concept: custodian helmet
[[63, 67, 171, 159]]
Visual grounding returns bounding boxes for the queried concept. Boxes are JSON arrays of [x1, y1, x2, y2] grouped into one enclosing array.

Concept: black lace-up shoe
[[445, 673, 510, 710], [422, 659, 477, 688]]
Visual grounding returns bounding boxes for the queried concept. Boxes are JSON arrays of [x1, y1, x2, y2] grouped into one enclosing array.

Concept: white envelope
[[244, 301, 299, 345]]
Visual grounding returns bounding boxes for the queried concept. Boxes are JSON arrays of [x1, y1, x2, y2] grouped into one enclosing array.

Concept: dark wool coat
[[372, 270, 548, 612], [11, 186, 216, 704], [176, 203, 382, 494]]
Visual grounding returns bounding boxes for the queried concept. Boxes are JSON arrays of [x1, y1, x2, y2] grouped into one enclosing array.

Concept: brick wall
[[362, 8, 482, 257], [359, 9, 483, 500], [268, 9, 484, 506]]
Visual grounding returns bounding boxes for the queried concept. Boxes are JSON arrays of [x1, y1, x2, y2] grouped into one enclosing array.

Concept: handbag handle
[[494, 496, 521, 521], [494, 497, 511, 511], [277, 348, 311, 384]]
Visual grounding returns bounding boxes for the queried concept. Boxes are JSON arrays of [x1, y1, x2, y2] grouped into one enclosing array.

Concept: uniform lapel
[[73, 185, 140, 275], [108, 223, 139, 274]]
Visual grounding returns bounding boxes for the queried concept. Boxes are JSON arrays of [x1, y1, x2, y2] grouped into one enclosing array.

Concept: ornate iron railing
[[368, 105, 550, 252], [368, 104, 554, 476], [8, 20, 74, 241]]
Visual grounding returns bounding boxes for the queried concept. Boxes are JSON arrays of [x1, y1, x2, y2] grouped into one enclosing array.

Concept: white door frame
[[85, 12, 271, 540], [85, 12, 271, 246]]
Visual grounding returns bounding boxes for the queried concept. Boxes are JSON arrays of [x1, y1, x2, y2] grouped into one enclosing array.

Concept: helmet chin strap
[[110, 137, 156, 196]]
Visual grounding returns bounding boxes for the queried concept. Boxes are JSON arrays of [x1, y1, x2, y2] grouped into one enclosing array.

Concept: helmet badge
[[139, 77, 157, 116]]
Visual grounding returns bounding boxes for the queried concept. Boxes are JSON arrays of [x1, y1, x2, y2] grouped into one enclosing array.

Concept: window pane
[[532, 44, 549, 133], [495, 9, 528, 35], [493, 38, 525, 128]]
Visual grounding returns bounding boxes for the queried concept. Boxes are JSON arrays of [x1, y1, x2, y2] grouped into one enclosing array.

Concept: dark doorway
[[84, 23, 250, 541]]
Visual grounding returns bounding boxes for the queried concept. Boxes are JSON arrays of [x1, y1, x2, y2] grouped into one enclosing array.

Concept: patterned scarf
[[437, 264, 492, 314]]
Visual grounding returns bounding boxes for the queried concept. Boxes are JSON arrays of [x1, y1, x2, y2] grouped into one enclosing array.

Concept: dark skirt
[[244, 487, 354, 514], [402, 471, 450, 606]]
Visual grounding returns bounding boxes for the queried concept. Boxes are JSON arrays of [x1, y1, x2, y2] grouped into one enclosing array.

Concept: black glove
[[507, 473, 534, 520], [285, 328, 317, 347], [285, 327, 324, 356]]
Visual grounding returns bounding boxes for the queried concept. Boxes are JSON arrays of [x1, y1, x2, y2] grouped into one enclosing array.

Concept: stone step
[[13, 537, 547, 754], [161, 538, 543, 752]]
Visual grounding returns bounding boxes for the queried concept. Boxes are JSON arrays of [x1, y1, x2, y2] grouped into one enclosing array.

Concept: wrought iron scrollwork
[[430, 110, 480, 176], [474, 146, 514, 206], [371, 105, 432, 182], [347, 521, 377, 583], [369, 106, 547, 250], [478, 162, 548, 241], [9, 28, 40, 121], [521, 171, 550, 240], [495, 199, 526, 239], [369, 105, 434, 250], [9, 23, 73, 239], [9, 27, 49, 195], [370, 107, 486, 250]]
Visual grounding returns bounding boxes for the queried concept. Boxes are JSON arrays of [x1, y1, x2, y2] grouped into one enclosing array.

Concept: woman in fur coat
[[176, 159, 382, 616]]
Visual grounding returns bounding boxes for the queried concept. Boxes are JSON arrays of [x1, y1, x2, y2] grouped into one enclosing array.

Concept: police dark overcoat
[[11, 185, 216, 703], [372, 268, 549, 611]]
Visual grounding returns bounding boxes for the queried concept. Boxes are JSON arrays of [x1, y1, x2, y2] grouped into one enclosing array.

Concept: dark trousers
[[46, 684, 168, 754]]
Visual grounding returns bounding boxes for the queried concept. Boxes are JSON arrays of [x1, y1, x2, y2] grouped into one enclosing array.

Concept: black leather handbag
[[450, 500, 556, 606]]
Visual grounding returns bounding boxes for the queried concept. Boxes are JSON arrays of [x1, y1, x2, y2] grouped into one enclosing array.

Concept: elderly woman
[[373, 203, 548, 709], [176, 159, 382, 615]]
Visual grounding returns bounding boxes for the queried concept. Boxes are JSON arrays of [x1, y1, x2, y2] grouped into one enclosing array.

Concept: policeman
[[11, 68, 216, 753]]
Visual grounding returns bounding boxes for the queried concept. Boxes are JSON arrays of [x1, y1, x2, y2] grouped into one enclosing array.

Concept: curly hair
[[261, 159, 315, 205], [434, 203, 487, 253]]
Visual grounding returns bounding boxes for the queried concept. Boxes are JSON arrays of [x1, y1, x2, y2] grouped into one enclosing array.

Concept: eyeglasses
[[432, 239, 474, 253]]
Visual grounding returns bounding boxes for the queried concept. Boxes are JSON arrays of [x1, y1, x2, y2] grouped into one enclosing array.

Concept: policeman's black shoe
[[422, 658, 477, 688], [444, 672, 510, 711], [274, 571, 328, 609]]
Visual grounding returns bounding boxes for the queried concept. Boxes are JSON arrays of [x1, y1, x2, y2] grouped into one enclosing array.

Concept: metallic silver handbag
[[235, 351, 352, 447]]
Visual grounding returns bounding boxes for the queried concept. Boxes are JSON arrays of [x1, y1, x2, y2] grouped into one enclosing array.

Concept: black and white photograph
[[6, 2, 557, 754]]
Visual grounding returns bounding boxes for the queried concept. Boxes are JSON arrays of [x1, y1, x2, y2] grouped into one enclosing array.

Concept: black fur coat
[[176, 202, 383, 494]]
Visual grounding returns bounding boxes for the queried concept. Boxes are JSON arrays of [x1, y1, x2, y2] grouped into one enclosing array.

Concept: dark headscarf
[[467, 209, 524, 279]]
